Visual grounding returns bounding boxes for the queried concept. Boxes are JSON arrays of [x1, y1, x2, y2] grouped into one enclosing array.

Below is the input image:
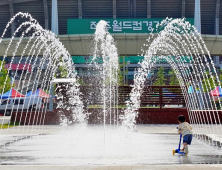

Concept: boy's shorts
[[183, 134, 192, 145]]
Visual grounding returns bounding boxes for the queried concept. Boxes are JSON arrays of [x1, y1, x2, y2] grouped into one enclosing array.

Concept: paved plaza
[[0, 164, 222, 170], [0, 124, 222, 169]]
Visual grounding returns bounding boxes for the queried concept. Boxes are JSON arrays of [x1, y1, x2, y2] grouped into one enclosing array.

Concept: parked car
[[0, 97, 43, 116]]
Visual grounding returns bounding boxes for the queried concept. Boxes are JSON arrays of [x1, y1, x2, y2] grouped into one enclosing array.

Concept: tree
[[118, 63, 124, 85], [153, 67, 166, 85], [220, 69, 222, 86], [55, 57, 68, 78], [202, 71, 219, 92], [0, 61, 11, 93], [118, 56, 128, 85], [53, 56, 69, 94], [169, 69, 179, 85]]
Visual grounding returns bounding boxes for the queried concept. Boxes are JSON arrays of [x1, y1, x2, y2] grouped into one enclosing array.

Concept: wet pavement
[[0, 124, 221, 169], [0, 164, 222, 170]]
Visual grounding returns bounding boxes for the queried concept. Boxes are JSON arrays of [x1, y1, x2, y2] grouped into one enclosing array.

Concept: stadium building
[[0, 0, 222, 85]]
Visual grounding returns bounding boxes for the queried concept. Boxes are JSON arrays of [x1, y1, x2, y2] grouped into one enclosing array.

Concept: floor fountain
[[0, 14, 222, 165]]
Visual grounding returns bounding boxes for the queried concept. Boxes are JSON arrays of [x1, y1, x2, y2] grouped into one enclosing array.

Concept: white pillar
[[51, 0, 59, 35], [147, 0, 151, 18], [194, 0, 201, 33], [214, 1, 220, 68], [215, 0, 220, 35], [113, 0, 116, 19]]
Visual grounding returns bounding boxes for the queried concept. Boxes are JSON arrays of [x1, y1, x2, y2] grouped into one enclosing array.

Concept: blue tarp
[[188, 86, 199, 93], [0, 88, 25, 99], [25, 91, 33, 96]]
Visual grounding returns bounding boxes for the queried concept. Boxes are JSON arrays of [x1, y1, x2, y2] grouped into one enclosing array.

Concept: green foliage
[[59, 65, 68, 78], [52, 57, 69, 95], [202, 71, 219, 92], [118, 56, 128, 85], [0, 61, 11, 93], [54, 57, 68, 78], [1, 121, 19, 129], [118, 63, 124, 85], [169, 69, 179, 85], [44, 84, 56, 95], [77, 78, 86, 86], [220, 69, 222, 86], [153, 67, 166, 85]]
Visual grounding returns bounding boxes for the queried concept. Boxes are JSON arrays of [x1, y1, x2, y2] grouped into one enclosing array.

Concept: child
[[177, 115, 193, 154]]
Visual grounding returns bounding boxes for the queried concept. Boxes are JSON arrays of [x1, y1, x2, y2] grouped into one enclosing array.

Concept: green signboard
[[67, 18, 194, 34]]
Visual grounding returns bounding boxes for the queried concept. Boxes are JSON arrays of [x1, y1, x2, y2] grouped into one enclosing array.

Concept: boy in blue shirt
[[177, 115, 193, 154]]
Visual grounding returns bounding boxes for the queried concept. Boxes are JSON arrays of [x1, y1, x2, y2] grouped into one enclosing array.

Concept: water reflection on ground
[[0, 125, 222, 165]]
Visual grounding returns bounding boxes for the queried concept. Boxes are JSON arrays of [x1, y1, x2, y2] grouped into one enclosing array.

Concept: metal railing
[[79, 85, 186, 109]]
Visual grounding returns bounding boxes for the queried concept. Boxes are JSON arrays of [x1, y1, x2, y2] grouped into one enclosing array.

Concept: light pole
[[123, 56, 125, 85]]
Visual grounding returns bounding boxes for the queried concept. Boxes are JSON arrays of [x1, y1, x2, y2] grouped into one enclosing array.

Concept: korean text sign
[[67, 18, 194, 34]]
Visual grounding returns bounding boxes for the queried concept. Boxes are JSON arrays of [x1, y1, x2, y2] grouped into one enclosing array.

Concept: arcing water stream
[[122, 18, 222, 146], [0, 12, 86, 134]]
